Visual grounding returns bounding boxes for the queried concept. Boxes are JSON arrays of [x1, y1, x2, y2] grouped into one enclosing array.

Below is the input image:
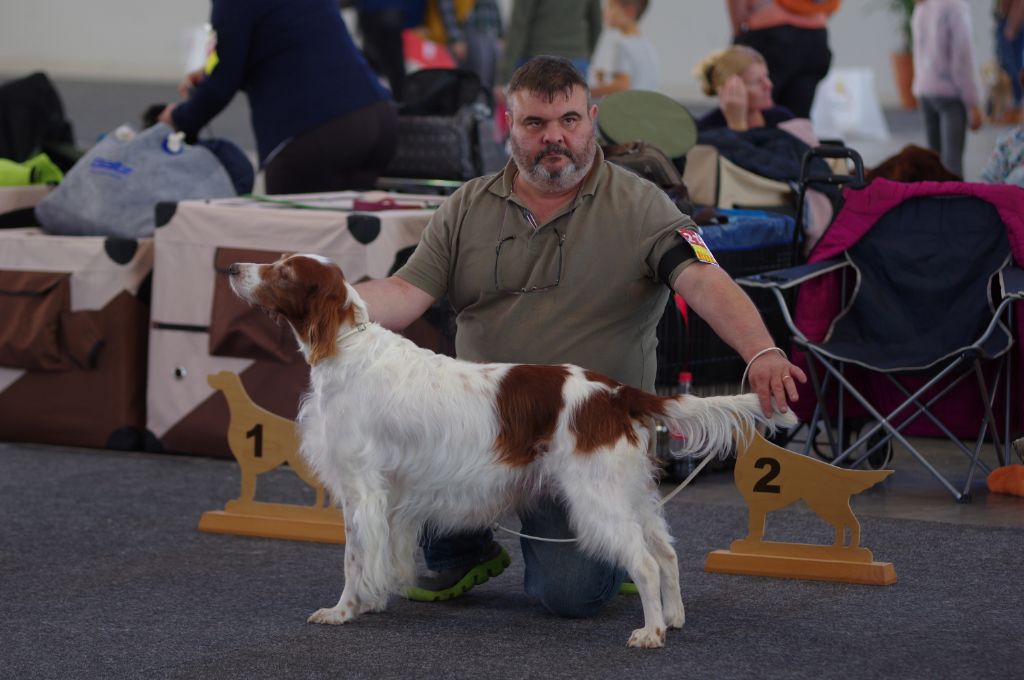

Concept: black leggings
[[263, 99, 398, 194], [734, 25, 832, 119]]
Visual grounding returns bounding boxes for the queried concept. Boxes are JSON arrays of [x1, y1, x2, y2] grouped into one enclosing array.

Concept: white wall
[[0, 0, 996, 107]]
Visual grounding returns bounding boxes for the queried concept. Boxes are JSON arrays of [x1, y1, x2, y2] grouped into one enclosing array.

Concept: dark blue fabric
[[697, 125, 827, 184], [355, 0, 425, 27], [695, 105, 795, 132], [820, 195, 1013, 371], [196, 138, 254, 194], [172, 0, 391, 165]]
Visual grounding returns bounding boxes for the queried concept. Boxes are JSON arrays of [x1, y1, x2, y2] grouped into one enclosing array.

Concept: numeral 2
[[753, 457, 781, 494]]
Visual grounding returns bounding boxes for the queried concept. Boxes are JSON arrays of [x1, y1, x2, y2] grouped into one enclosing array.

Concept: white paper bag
[[811, 68, 891, 143]]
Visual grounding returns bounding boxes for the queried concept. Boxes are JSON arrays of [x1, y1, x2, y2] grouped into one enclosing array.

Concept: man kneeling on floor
[[354, 55, 804, 616]]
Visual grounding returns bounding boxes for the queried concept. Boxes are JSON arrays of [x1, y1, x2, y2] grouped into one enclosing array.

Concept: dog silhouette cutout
[[706, 430, 896, 584], [207, 370, 327, 511]]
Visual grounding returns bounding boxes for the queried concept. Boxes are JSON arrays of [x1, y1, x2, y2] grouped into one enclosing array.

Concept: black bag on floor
[[384, 69, 507, 181]]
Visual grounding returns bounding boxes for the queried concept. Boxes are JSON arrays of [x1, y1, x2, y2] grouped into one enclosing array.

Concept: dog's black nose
[[227, 263, 240, 276]]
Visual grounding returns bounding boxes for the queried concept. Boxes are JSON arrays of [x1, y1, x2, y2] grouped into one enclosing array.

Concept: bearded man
[[354, 55, 804, 617]]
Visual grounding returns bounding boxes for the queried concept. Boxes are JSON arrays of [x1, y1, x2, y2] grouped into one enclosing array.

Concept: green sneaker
[[404, 544, 511, 602]]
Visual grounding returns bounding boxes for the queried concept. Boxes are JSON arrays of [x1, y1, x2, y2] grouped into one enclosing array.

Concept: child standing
[[591, 0, 659, 97], [912, 0, 983, 177]]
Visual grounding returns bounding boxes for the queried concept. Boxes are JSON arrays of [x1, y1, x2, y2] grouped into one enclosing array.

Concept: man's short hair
[[506, 56, 591, 109]]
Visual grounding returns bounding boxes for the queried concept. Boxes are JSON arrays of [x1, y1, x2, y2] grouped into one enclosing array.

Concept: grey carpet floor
[[2, 442, 1021, 680]]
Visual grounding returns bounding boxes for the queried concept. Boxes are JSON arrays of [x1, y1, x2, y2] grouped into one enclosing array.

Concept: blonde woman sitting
[[693, 45, 796, 132]]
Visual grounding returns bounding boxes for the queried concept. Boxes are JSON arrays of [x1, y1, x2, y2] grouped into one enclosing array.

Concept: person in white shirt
[[591, 0, 659, 97]]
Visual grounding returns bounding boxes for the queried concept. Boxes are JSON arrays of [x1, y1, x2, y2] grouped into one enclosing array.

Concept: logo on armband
[[678, 229, 718, 266]]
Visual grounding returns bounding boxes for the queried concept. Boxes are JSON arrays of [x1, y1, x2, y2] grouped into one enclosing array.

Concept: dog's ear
[[304, 267, 350, 365]]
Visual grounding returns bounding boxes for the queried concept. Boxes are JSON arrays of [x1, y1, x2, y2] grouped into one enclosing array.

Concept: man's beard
[[510, 135, 597, 192]]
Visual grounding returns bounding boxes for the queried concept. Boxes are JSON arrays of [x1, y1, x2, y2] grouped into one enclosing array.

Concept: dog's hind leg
[[555, 458, 667, 648], [388, 516, 420, 590], [642, 510, 684, 630]]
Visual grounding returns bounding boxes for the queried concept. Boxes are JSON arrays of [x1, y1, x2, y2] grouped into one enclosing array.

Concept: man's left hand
[[746, 351, 807, 418]]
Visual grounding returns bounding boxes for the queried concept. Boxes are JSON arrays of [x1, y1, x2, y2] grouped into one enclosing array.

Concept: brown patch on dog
[[494, 364, 570, 466], [583, 369, 618, 388], [571, 379, 669, 453]]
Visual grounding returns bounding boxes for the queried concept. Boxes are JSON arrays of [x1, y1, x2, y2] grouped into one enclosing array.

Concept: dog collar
[[337, 322, 369, 343]]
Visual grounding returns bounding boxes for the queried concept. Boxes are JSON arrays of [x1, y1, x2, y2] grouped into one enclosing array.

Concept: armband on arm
[[657, 240, 697, 288]]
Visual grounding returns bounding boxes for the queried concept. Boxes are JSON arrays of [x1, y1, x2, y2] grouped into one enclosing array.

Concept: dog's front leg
[[308, 497, 367, 624]]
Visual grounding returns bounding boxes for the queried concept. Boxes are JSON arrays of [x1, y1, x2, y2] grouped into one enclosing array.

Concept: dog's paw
[[627, 625, 666, 649], [307, 606, 357, 625]]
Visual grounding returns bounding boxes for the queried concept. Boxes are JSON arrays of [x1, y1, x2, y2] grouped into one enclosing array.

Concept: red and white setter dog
[[228, 253, 795, 648]]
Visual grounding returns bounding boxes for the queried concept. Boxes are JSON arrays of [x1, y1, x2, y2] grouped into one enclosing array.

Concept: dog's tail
[[653, 392, 798, 459]]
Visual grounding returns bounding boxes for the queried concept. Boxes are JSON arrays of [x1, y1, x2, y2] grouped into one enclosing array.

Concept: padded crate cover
[[146, 192, 444, 458], [0, 228, 153, 448]]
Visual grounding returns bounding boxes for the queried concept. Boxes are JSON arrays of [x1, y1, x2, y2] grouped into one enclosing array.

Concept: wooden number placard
[[705, 430, 896, 585], [198, 371, 345, 544]]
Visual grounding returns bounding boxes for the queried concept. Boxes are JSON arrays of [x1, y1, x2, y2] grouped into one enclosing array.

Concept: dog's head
[[228, 253, 368, 365]]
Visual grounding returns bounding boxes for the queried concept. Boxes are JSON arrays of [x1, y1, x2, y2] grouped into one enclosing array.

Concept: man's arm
[[672, 262, 806, 416], [354, 276, 437, 332]]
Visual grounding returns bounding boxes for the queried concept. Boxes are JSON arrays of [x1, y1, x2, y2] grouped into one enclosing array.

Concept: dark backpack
[[0, 72, 79, 171], [400, 68, 493, 116]]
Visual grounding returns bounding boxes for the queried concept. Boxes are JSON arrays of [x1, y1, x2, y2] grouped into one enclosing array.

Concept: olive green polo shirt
[[396, 150, 698, 391]]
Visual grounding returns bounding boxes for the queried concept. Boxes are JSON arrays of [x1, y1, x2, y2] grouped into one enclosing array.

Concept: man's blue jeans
[[421, 495, 626, 618]]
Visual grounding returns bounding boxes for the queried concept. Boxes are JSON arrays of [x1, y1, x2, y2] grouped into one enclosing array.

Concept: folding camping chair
[[739, 187, 1024, 501]]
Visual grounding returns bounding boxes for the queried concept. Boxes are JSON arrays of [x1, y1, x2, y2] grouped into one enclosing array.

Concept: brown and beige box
[[146, 192, 446, 458], [0, 225, 153, 448]]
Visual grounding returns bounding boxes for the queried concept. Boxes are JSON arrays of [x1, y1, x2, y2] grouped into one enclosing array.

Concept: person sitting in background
[[590, 0, 659, 98], [693, 44, 838, 252], [693, 45, 794, 132], [159, 0, 397, 195]]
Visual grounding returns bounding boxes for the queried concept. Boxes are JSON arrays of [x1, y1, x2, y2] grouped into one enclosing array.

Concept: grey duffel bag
[[36, 123, 237, 238]]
